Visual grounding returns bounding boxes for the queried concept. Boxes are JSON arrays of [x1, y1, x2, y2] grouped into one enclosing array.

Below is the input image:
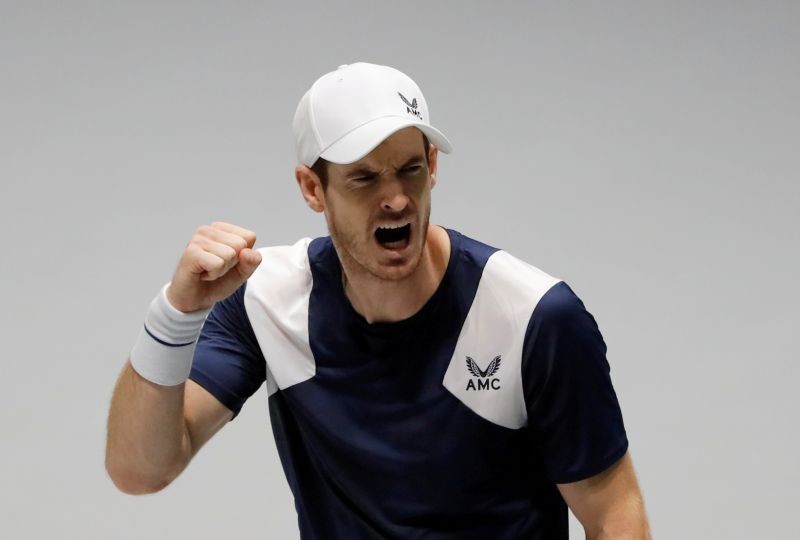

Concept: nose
[[379, 176, 410, 213]]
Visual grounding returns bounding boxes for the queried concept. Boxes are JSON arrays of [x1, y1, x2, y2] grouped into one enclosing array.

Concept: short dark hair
[[311, 132, 431, 190]]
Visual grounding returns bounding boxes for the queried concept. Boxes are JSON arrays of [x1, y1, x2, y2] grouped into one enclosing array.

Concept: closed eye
[[351, 174, 377, 183]]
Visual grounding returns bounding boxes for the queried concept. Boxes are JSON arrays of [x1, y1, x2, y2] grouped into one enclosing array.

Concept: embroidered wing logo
[[466, 355, 502, 378], [484, 355, 501, 377], [466, 356, 482, 377], [398, 91, 418, 110]]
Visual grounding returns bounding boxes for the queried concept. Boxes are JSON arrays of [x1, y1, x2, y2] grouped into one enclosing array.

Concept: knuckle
[[232, 236, 247, 252], [187, 240, 208, 257], [221, 244, 237, 261], [208, 258, 225, 274], [185, 243, 202, 258]]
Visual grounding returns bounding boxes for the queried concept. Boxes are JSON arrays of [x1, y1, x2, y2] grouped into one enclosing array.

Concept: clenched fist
[[166, 222, 262, 313]]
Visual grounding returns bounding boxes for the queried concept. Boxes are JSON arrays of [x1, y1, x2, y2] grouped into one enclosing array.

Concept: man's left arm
[[521, 281, 651, 538], [557, 451, 651, 540]]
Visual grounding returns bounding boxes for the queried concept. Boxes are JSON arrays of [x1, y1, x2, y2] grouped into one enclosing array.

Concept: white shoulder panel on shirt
[[442, 250, 561, 429], [244, 237, 314, 397]]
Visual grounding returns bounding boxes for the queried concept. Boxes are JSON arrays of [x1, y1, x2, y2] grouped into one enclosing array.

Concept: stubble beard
[[327, 204, 431, 285]]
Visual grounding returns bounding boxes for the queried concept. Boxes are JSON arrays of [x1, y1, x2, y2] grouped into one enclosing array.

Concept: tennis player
[[106, 62, 651, 539]]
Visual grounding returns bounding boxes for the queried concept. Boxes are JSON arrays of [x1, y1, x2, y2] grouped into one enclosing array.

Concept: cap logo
[[398, 92, 422, 120]]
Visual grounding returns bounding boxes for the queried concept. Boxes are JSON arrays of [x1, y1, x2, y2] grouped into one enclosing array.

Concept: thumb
[[236, 248, 262, 279]]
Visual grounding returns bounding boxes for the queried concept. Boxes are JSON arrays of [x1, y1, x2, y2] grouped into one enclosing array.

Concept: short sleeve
[[522, 281, 628, 484], [189, 282, 266, 420]]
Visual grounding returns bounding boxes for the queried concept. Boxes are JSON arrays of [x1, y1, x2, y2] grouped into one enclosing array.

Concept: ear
[[427, 144, 439, 188], [295, 165, 325, 213]]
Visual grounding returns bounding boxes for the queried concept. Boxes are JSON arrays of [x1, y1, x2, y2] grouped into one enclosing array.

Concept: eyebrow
[[344, 155, 425, 179]]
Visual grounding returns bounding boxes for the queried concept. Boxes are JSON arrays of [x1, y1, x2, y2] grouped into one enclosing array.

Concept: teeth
[[377, 222, 410, 230]]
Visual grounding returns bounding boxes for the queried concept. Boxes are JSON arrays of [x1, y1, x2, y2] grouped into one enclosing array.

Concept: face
[[298, 127, 438, 282]]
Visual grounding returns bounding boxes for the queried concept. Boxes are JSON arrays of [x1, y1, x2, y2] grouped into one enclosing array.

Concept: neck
[[342, 225, 450, 324]]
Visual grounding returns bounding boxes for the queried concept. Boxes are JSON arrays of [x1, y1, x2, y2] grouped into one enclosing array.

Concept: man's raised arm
[[104, 222, 262, 494]]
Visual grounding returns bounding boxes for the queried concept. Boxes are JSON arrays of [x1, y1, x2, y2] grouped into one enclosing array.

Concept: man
[[106, 62, 651, 539]]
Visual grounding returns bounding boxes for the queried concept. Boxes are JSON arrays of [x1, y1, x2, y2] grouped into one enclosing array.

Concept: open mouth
[[374, 223, 412, 250]]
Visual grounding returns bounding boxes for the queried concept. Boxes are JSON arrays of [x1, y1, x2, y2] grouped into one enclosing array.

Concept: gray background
[[1, 1, 797, 538]]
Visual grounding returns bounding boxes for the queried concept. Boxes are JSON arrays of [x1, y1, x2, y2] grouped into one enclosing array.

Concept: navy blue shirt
[[189, 228, 628, 539]]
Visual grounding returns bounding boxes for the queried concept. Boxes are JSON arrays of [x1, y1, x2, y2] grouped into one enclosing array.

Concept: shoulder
[[452, 228, 563, 313], [245, 237, 317, 317], [482, 250, 562, 305], [247, 237, 319, 289], [243, 237, 319, 394], [252, 237, 314, 272], [478, 249, 597, 350]]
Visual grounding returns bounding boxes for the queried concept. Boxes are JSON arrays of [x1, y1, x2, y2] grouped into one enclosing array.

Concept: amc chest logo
[[465, 355, 501, 391]]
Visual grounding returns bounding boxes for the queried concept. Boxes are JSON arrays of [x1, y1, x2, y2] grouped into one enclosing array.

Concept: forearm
[[586, 495, 651, 540], [105, 360, 191, 494], [105, 223, 259, 494]]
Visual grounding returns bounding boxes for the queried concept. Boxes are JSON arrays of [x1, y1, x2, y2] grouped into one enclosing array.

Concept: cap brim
[[319, 116, 453, 165]]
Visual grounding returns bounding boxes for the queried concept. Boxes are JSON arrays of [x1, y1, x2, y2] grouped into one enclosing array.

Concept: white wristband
[[130, 283, 212, 386]]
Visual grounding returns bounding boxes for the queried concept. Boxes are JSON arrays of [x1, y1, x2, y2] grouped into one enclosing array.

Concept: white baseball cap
[[292, 62, 453, 167]]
